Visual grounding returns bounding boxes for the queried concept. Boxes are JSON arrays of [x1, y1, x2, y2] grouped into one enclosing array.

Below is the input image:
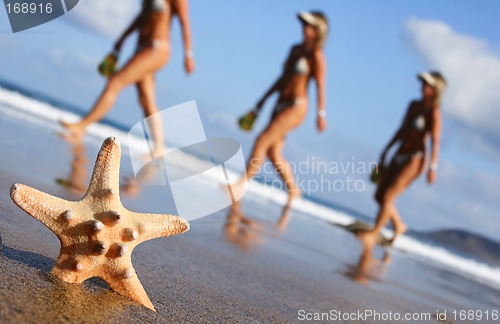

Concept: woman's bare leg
[[358, 157, 423, 247], [268, 138, 302, 206], [374, 165, 406, 241], [388, 207, 408, 242], [60, 47, 169, 136], [232, 104, 306, 199], [245, 105, 305, 180], [277, 205, 292, 232], [386, 159, 424, 241], [136, 74, 166, 158]]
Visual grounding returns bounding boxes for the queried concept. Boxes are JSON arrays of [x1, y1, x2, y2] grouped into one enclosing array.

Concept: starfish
[[9, 137, 189, 311]]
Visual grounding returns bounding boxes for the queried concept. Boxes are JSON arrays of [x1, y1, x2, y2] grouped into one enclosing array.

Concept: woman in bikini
[[232, 11, 329, 207], [60, 0, 195, 156], [358, 71, 447, 247]]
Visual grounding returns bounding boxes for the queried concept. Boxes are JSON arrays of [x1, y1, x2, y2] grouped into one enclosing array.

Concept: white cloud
[[65, 0, 139, 38], [405, 18, 500, 160]]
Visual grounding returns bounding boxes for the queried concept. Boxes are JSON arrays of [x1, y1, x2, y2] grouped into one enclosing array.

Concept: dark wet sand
[[0, 176, 436, 323], [1, 109, 499, 323]]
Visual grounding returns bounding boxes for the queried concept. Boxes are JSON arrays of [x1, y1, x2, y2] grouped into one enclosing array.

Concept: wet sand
[[0, 173, 434, 323], [1, 110, 499, 323]]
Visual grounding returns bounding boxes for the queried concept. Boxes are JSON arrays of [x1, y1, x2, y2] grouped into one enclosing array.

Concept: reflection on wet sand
[[55, 136, 88, 194], [56, 134, 162, 198], [340, 221, 393, 285], [223, 205, 291, 251], [343, 246, 392, 285], [121, 159, 162, 198]]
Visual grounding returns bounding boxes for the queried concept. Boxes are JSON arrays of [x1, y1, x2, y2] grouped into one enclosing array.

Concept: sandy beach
[[0, 100, 499, 323]]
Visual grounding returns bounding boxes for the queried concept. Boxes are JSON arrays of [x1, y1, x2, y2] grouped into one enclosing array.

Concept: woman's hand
[[317, 116, 327, 132], [427, 169, 436, 184], [184, 56, 195, 74]]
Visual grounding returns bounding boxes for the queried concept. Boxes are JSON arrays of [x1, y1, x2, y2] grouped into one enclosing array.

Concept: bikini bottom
[[393, 151, 424, 167], [272, 97, 306, 119], [135, 39, 170, 54]]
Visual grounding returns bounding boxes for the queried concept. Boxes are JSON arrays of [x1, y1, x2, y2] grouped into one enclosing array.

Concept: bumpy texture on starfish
[[10, 137, 189, 311]]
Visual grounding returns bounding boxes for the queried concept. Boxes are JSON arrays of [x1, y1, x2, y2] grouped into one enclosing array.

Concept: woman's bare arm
[[255, 77, 285, 110], [313, 48, 327, 132], [175, 0, 195, 73], [427, 106, 442, 184], [383, 127, 403, 154], [114, 14, 142, 51]]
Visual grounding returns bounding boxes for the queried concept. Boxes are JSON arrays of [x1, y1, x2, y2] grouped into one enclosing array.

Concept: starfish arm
[[86, 137, 121, 196], [10, 183, 73, 233], [102, 266, 156, 311], [133, 213, 190, 243]]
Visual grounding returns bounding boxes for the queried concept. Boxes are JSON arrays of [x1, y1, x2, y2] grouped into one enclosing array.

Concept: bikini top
[[413, 115, 425, 131], [148, 0, 168, 13], [412, 107, 432, 132], [295, 56, 310, 75]]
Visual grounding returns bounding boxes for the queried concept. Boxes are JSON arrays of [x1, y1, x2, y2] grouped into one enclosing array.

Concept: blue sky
[[0, 1, 499, 239]]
